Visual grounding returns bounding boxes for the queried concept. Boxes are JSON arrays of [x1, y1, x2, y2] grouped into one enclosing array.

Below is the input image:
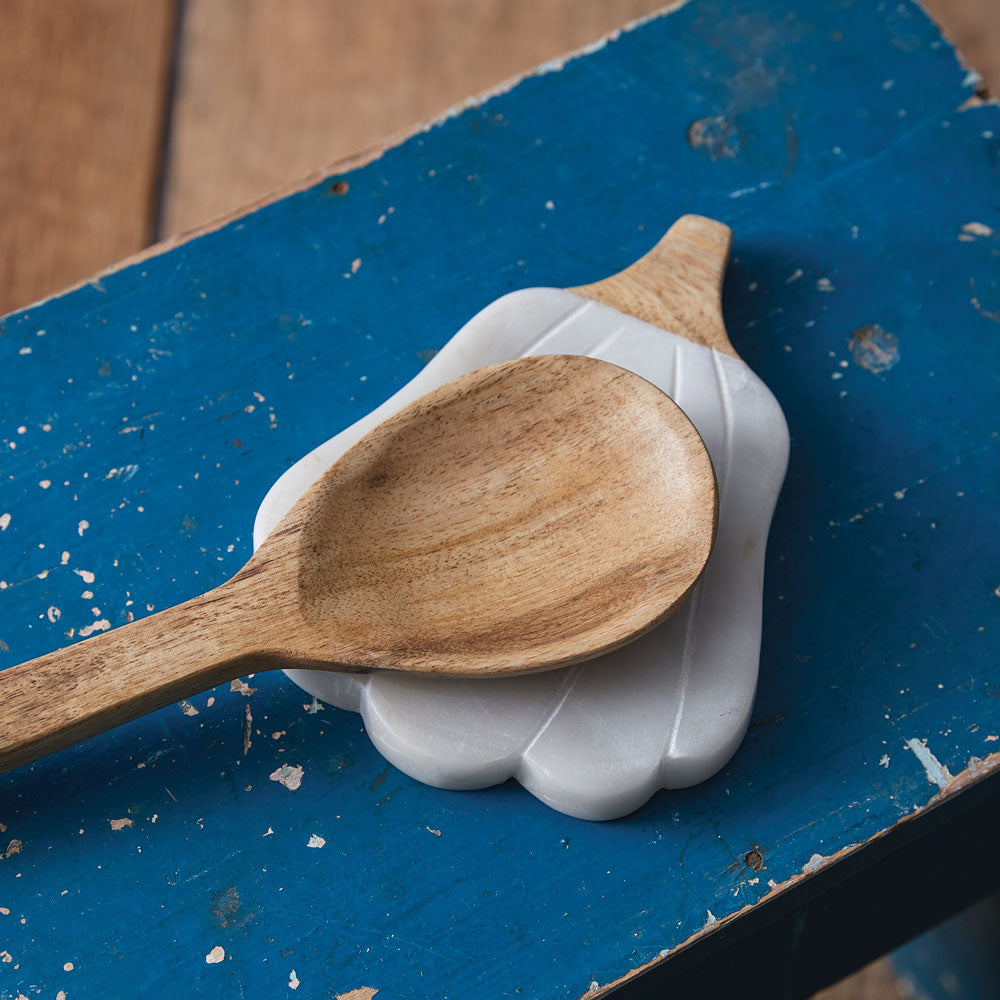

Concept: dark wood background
[[2, 3, 997, 995]]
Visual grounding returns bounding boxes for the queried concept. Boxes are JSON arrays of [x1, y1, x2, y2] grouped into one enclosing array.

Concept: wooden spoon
[[0, 345, 717, 777]]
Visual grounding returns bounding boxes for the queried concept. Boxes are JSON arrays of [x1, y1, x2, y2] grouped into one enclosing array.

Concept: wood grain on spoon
[[0, 354, 717, 773], [572, 214, 737, 358]]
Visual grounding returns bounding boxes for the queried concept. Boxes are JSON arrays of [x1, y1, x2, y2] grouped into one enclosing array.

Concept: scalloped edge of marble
[[254, 289, 789, 820]]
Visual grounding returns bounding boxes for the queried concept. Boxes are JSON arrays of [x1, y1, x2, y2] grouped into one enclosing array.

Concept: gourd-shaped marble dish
[[253, 215, 789, 820]]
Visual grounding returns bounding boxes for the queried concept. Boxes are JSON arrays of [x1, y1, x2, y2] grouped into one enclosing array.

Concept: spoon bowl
[[0, 353, 716, 772], [283, 353, 717, 673]]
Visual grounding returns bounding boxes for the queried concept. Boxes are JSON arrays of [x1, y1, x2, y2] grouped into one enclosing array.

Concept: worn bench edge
[[589, 749, 1000, 997]]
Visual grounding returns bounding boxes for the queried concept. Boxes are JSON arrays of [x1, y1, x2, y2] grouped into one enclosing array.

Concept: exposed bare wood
[[0, 0, 175, 314], [923, 0, 1000, 95]]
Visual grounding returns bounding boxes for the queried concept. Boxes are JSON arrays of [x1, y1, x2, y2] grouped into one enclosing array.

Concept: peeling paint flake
[[961, 221, 994, 238], [289, 969, 300, 990], [78, 619, 110, 637], [109, 817, 133, 831], [307, 834, 325, 849], [687, 115, 740, 160], [0, 514, 9, 531], [336, 990, 379, 1000], [104, 463, 139, 482], [905, 737, 953, 789], [231, 678, 257, 696], [728, 180, 771, 198], [179, 700, 199, 717], [243, 703, 253, 756], [849, 324, 899, 373], [205, 945, 225, 964], [270, 764, 304, 791]]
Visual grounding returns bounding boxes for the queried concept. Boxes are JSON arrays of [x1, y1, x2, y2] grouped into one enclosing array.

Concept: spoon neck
[[0, 581, 281, 774], [570, 214, 737, 358]]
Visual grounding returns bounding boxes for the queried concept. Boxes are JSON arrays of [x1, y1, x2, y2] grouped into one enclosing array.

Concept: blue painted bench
[[2, 1, 998, 996]]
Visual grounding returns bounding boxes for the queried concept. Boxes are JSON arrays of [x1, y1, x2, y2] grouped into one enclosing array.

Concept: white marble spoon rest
[[253, 215, 789, 820]]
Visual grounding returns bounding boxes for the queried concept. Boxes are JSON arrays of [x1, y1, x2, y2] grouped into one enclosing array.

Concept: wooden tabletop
[[1, 2, 999, 997]]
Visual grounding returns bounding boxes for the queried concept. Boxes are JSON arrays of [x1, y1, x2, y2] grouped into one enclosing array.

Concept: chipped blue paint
[[1, 0, 998, 996], [906, 737, 953, 789]]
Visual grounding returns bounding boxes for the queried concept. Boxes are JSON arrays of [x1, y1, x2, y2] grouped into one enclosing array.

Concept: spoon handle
[[571, 213, 737, 357], [0, 584, 267, 774]]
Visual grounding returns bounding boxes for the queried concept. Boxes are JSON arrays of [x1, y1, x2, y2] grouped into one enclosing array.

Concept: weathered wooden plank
[[161, 0, 665, 235], [596, 770, 1000, 997], [923, 0, 1000, 94], [0, 2, 998, 998], [0, 0, 176, 314]]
